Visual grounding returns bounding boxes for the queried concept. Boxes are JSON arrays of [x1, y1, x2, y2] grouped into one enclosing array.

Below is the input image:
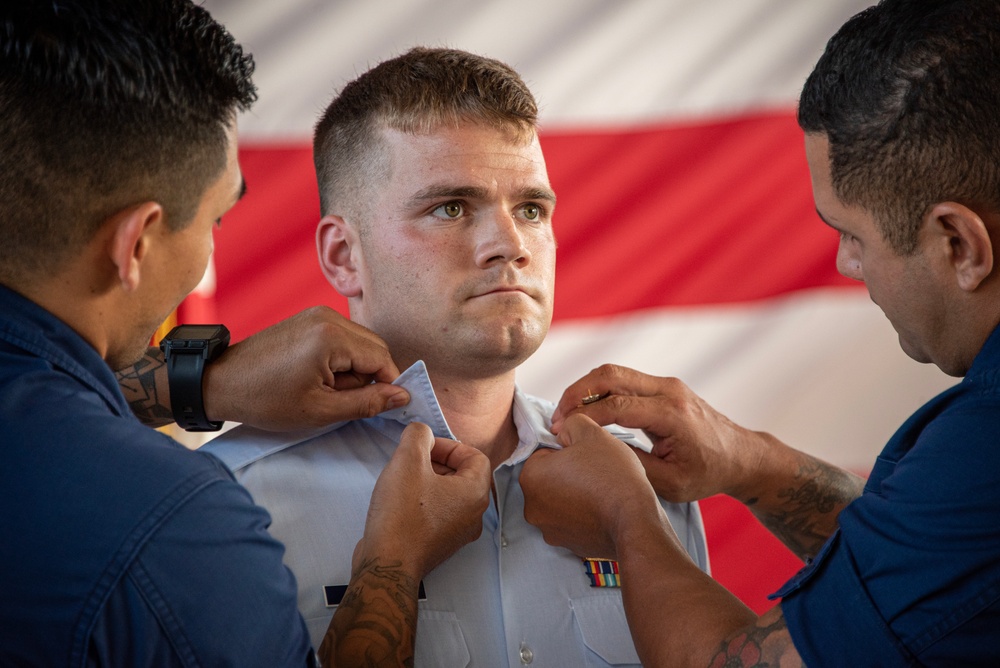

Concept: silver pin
[[581, 390, 609, 405]]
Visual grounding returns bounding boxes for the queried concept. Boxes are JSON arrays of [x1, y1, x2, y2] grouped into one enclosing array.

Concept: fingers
[[396, 422, 435, 459], [521, 419, 655, 559], [555, 413, 610, 447], [318, 384, 412, 423], [551, 364, 671, 428], [324, 328, 401, 386], [299, 305, 389, 350], [286, 306, 400, 386], [430, 438, 491, 482], [557, 414, 647, 473], [632, 448, 696, 502], [396, 424, 490, 481], [380, 424, 489, 577], [330, 345, 400, 385]]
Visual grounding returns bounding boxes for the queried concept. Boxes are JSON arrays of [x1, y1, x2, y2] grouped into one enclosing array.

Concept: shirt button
[[500, 533, 509, 548], [519, 643, 533, 664]]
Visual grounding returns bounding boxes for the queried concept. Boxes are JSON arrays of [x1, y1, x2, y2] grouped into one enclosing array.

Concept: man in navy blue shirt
[[520, 0, 1000, 665], [0, 1, 490, 666]]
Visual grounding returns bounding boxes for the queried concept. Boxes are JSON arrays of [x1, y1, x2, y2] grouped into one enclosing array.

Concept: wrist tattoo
[[321, 557, 420, 668], [116, 348, 172, 426]]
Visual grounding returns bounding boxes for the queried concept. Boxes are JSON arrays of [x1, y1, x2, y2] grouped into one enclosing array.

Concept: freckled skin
[[349, 124, 557, 380]]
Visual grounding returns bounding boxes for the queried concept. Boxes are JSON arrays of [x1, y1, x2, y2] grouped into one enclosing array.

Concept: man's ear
[[317, 215, 362, 297], [927, 202, 994, 292], [108, 201, 164, 292]]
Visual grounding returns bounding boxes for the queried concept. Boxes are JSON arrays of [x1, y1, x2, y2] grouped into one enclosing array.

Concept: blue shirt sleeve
[[776, 398, 1000, 666], [87, 454, 316, 667]]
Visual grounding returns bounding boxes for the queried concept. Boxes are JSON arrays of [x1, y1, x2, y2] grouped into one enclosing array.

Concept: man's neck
[[10, 269, 112, 361], [428, 369, 519, 472]]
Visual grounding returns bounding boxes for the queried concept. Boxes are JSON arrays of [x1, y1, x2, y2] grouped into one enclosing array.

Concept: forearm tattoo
[[707, 616, 803, 668], [115, 347, 173, 427], [320, 557, 419, 668], [748, 457, 863, 561]]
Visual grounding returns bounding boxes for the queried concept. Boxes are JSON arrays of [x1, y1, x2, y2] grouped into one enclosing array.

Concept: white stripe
[[516, 289, 955, 473], [204, 0, 874, 139]]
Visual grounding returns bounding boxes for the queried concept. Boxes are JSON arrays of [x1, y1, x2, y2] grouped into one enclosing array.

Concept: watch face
[[170, 325, 224, 340]]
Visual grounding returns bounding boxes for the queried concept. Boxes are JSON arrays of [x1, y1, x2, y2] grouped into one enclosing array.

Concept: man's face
[[805, 133, 949, 369], [347, 123, 557, 378], [114, 124, 243, 369]]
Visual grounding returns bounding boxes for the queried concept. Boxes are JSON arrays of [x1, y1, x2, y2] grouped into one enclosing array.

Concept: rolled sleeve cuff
[[771, 531, 917, 666]]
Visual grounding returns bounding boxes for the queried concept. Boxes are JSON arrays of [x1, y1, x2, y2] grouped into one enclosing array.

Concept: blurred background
[[190, 0, 954, 612]]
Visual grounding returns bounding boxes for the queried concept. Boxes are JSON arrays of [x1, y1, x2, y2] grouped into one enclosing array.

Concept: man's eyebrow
[[407, 184, 557, 206], [521, 187, 557, 205], [235, 178, 248, 203], [408, 185, 489, 204], [815, 207, 835, 228]]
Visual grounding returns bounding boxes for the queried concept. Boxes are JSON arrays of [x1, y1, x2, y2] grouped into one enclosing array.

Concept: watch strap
[[167, 349, 223, 432]]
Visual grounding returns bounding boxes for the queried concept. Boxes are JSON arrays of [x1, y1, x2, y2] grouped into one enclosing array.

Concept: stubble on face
[[350, 124, 556, 379]]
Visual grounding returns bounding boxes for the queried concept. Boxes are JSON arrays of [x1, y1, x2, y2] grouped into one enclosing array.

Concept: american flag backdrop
[[193, 0, 955, 613]]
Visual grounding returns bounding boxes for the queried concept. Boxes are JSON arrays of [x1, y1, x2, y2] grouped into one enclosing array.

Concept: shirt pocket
[[414, 609, 471, 668], [571, 594, 642, 667]]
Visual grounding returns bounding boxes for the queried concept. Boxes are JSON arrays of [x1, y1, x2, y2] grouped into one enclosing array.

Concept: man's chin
[[461, 331, 545, 374], [898, 335, 951, 373], [107, 344, 151, 373]]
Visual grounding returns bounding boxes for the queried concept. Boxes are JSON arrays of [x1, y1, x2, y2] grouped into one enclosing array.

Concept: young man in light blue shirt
[[205, 47, 709, 667]]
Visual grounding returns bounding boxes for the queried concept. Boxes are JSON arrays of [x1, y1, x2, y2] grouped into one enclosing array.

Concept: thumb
[[556, 413, 606, 449], [328, 384, 410, 421], [396, 422, 436, 461], [431, 438, 491, 482]]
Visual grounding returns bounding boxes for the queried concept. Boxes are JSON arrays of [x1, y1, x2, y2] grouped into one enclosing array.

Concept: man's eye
[[434, 202, 464, 218], [522, 204, 541, 221]]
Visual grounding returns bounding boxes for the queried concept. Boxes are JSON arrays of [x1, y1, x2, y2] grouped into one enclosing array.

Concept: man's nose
[[836, 241, 863, 281], [475, 210, 530, 268]]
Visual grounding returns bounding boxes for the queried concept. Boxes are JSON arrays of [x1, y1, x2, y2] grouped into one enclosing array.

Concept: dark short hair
[[0, 0, 256, 283], [313, 47, 538, 219], [798, 0, 1000, 254]]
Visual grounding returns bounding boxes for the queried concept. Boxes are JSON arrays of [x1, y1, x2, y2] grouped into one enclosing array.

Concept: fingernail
[[386, 391, 410, 410]]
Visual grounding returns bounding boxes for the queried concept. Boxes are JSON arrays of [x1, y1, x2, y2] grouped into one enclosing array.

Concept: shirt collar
[[966, 320, 1000, 382], [208, 359, 646, 471], [205, 360, 453, 469], [506, 388, 647, 466], [374, 360, 454, 438]]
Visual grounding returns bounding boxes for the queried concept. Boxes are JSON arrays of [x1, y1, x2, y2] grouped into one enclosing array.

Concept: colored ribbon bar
[[583, 558, 621, 588]]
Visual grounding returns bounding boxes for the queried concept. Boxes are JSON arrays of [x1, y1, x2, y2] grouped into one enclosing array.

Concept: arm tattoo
[[319, 557, 420, 668], [748, 457, 863, 560], [115, 347, 173, 427], [707, 615, 803, 668]]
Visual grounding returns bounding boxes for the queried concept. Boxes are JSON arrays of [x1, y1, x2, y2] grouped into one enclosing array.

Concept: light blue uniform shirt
[[206, 362, 709, 667]]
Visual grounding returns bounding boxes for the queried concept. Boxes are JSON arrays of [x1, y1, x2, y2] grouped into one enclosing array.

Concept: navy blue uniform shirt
[[0, 285, 315, 667], [775, 323, 1000, 666]]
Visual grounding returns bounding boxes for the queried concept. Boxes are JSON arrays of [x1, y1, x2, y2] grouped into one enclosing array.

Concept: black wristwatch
[[159, 324, 231, 432]]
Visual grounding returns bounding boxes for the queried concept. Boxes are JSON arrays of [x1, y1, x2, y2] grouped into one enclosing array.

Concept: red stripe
[[700, 495, 803, 614], [211, 111, 858, 340], [544, 110, 855, 320]]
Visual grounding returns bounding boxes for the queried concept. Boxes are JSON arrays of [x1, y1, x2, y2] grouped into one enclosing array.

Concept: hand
[[522, 414, 668, 560], [356, 422, 492, 579], [320, 424, 490, 666], [202, 306, 410, 430], [550, 364, 763, 502], [526, 416, 772, 668]]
